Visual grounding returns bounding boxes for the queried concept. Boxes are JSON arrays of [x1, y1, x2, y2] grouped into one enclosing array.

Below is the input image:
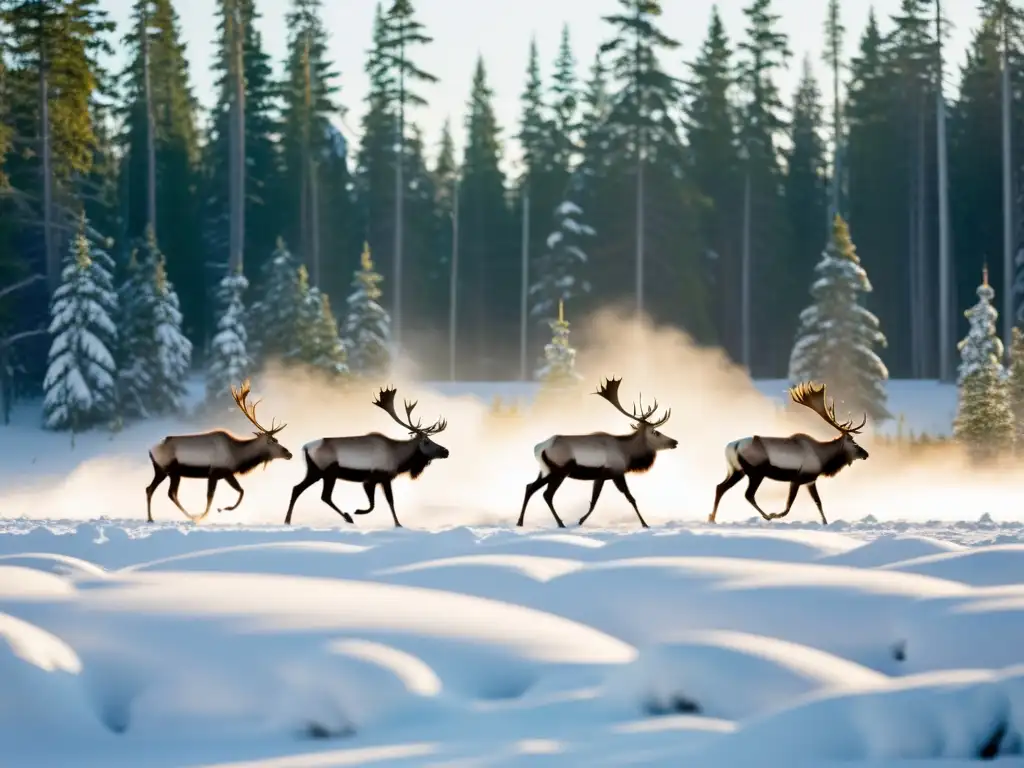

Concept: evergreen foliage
[[297, 268, 348, 377], [1008, 327, 1024, 451], [529, 199, 593, 324], [954, 268, 1014, 460], [206, 268, 250, 404], [248, 237, 304, 364], [115, 227, 189, 419], [150, 254, 191, 414], [536, 300, 581, 388], [343, 242, 390, 378], [42, 222, 118, 431], [789, 215, 890, 421]]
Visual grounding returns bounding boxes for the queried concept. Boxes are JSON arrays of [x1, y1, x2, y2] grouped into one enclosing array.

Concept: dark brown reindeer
[[709, 382, 869, 526], [518, 377, 678, 529], [145, 381, 294, 522], [284, 387, 449, 527]]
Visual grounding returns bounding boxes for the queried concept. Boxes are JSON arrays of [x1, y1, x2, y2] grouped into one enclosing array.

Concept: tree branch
[[0, 328, 47, 348], [0, 274, 44, 301]]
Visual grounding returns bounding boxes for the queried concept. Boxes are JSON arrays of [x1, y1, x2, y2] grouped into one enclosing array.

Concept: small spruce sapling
[[954, 267, 1014, 460], [343, 242, 391, 378], [536, 300, 582, 390], [206, 267, 251, 406]]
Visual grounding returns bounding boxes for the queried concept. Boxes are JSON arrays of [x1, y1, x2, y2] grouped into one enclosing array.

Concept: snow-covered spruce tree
[[955, 267, 1014, 460], [248, 237, 304, 365], [529, 199, 594, 325], [43, 222, 119, 432], [116, 227, 193, 420], [343, 242, 390, 378], [536, 300, 582, 389], [151, 257, 193, 414], [115, 246, 157, 421], [305, 286, 349, 378], [206, 267, 251, 405], [788, 215, 890, 421], [1008, 327, 1024, 453]]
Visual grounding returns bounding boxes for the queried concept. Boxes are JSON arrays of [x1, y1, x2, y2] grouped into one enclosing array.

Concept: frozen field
[[2, 520, 1024, 766]]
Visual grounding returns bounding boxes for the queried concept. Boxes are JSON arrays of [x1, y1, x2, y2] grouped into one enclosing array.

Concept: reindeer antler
[[230, 380, 287, 436], [789, 381, 866, 435], [372, 386, 447, 436], [594, 376, 671, 428]]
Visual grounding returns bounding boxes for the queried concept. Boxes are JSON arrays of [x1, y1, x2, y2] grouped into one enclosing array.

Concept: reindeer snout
[[668, 439, 679, 449], [283, 449, 294, 460], [859, 448, 869, 460], [439, 447, 450, 459]]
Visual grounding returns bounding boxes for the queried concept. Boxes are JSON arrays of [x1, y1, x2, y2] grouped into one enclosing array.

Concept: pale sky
[[100, 0, 981, 172]]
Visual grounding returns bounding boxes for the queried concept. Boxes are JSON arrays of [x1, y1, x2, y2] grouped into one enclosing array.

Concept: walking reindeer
[[710, 381, 869, 525], [284, 387, 450, 527], [145, 381, 294, 522], [518, 377, 678, 529]]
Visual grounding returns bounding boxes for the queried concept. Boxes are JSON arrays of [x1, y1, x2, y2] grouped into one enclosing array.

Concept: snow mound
[[601, 629, 888, 721], [821, 534, 966, 568], [2, 523, 1024, 765], [689, 668, 1024, 762], [881, 544, 1024, 586]]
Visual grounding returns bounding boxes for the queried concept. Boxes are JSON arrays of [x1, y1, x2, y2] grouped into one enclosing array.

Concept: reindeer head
[[790, 382, 869, 464], [594, 377, 678, 451], [373, 387, 450, 463], [230, 380, 293, 462]]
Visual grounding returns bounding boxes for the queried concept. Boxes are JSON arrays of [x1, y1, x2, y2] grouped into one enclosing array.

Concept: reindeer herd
[[144, 377, 871, 528]]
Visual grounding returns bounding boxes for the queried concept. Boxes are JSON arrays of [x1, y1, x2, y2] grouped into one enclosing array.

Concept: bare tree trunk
[[393, 30, 405, 350], [935, 0, 952, 381], [227, 0, 245, 273], [908, 136, 920, 378], [142, 0, 157, 238], [38, 33, 56, 293], [916, 101, 928, 376]]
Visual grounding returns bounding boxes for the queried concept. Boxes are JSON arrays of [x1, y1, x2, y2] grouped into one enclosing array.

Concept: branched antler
[[373, 386, 447, 436], [230, 380, 287, 436], [594, 376, 671, 428], [789, 381, 866, 435]]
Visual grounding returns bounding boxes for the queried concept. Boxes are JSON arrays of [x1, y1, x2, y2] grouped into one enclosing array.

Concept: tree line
[[1, 0, 1023, 423]]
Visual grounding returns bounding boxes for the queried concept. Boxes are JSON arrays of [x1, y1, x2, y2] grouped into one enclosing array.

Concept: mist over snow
[[2, 312, 1024, 765]]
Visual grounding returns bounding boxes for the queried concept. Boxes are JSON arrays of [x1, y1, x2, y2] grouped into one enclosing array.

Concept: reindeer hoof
[[342, 514, 354, 524], [707, 515, 716, 524]]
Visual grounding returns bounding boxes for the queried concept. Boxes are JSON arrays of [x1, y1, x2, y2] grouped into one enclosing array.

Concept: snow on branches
[[43, 222, 118, 431]]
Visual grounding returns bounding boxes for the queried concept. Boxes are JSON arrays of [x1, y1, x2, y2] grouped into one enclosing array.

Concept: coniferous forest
[[1, 0, 1023, 431]]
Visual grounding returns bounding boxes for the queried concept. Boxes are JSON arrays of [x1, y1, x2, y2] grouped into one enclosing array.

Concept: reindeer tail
[[724, 438, 751, 475]]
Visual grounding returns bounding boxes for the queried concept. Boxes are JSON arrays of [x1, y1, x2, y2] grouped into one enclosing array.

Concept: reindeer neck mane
[[615, 429, 658, 473], [388, 433, 431, 479], [819, 434, 853, 478]]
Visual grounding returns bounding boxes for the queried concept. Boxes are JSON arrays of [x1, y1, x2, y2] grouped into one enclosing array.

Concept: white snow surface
[[2, 521, 1024, 766]]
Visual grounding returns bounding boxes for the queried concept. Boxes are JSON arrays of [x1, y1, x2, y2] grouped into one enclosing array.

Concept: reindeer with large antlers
[[284, 387, 449, 527], [518, 377, 677, 529], [710, 381, 869, 526], [145, 381, 293, 522]]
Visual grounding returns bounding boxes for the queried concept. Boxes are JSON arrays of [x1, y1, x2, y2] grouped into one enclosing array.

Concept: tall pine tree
[[789, 215, 889, 421]]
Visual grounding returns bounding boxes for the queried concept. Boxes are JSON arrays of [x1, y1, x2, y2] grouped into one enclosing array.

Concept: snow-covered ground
[[2, 364, 1023, 765], [2, 522, 1024, 766]]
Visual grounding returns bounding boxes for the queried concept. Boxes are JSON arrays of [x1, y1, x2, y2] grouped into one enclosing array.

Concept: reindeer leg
[[541, 474, 567, 528], [578, 479, 605, 526], [354, 482, 376, 515], [195, 476, 218, 522], [145, 466, 167, 523], [381, 480, 401, 528], [806, 482, 828, 525], [710, 470, 744, 524], [320, 476, 354, 524], [166, 475, 197, 521], [612, 475, 648, 528], [285, 465, 321, 524], [219, 475, 244, 512], [742, 475, 772, 521], [769, 481, 800, 520], [518, 472, 550, 527]]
